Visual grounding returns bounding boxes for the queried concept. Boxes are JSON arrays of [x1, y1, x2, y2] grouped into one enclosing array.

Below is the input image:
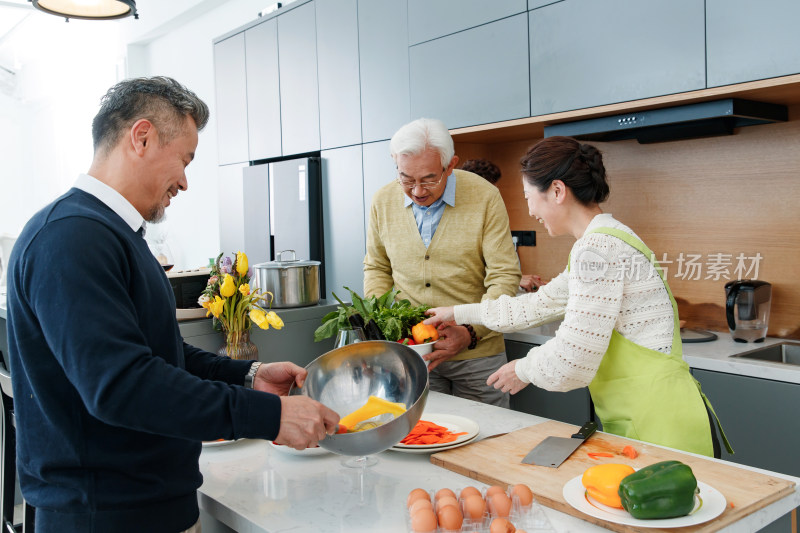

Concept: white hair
[[390, 118, 454, 169]]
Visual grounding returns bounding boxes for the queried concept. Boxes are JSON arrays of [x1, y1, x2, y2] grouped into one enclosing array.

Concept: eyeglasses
[[396, 169, 446, 190]]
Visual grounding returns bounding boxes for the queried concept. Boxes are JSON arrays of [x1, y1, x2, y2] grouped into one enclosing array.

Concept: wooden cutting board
[[431, 420, 795, 532]]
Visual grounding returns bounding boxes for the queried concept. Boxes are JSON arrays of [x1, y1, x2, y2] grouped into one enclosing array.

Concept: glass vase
[[218, 329, 259, 361]]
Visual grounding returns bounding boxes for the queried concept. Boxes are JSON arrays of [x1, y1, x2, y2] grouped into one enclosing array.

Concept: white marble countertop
[[198, 392, 800, 533], [505, 323, 800, 385]]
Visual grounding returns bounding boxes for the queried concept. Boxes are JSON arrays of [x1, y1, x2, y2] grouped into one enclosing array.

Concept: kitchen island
[[197, 391, 800, 533]]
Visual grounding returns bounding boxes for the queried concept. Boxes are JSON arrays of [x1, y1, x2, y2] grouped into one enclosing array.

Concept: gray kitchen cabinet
[[321, 145, 366, 300], [410, 14, 530, 129], [357, 0, 411, 143], [706, 0, 800, 87], [528, 0, 561, 9], [213, 33, 249, 165], [407, 0, 526, 45], [316, 0, 362, 150], [361, 140, 396, 234], [505, 340, 592, 425], [529, 0, 706, 115], [245, 18, 282, 161], [278, 1, 320, 155], [693, 368, 799, 533]]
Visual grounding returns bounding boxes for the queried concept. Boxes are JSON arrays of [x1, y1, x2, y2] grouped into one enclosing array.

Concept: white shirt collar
[[583, 213, 614, 236], [73, 174, 145, 234]]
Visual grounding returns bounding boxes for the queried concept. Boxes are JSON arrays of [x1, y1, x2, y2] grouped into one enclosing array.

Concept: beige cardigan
[[364, 169, 521, 361]]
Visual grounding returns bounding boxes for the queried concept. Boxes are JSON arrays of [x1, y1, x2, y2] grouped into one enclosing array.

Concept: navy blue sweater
[[6, 189, 282, 532]]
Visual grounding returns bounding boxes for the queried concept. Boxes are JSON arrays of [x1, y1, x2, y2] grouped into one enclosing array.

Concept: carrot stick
[[587, 452, 614, 459], [400, 419, 468, 445]]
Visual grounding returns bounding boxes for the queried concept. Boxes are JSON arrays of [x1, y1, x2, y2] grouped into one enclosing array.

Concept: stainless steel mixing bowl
[[290, 340, 429, 456]]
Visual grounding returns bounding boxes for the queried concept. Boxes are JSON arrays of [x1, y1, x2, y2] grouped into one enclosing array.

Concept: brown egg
[[462, 494, 487, 520], [489, 517, 516, 533], [435, 487, 457, 501], [460, 485, 481, 500], [409, 498, 434, 516], [437, 504, 463, 530], [511, 483, 534, 506], [407, 488, 431, 508], [485, 485, 506, 499], [490, 493, 512, 518], [411, 508, 437, 533], [437, 495, 459, 511]]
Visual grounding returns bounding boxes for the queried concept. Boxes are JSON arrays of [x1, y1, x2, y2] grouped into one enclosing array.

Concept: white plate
[[202, 439, 243, 448], [392, 413, 480, 451], [562, 475, 727, 528], [390, 432, 480, 454], [268, 441, 329, 456]]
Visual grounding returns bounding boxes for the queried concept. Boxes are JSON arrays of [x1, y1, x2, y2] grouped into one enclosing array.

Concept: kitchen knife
[[521, 420, 598, 467]]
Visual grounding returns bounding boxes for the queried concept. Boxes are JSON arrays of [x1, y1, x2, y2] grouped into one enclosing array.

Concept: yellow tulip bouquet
[[198, 251, 283, 358]]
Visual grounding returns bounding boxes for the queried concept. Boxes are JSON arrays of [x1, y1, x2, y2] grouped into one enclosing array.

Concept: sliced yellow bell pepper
[[338, 396, 407, 432]]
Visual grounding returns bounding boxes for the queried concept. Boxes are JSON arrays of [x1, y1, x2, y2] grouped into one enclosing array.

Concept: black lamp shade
[[31, 0, 137, 20]]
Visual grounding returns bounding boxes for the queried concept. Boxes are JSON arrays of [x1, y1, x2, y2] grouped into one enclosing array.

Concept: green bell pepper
[[618, 460, 699, 519]]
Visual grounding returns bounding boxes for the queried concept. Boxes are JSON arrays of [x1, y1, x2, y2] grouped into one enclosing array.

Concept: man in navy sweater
[[5, 77, 339, 533]]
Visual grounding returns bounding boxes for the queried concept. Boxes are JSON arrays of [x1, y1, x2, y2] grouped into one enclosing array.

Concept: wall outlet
[[511, 230, 536, 246]]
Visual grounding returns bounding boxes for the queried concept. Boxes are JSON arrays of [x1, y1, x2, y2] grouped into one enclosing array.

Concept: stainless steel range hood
[[544, 98, 788, 144]]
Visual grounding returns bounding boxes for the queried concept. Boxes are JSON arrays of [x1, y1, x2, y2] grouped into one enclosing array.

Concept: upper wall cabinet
[[245, 19, 282, 161], [358, 0, 411, 143], [213, 33, 249, 165], [278, 1, 321, 155], [410, 14, 530, 129], [529, 0, 705, 116], [407, 0, 526, 45], [316, 0, 362, 150], [706, 0, 800, 87]]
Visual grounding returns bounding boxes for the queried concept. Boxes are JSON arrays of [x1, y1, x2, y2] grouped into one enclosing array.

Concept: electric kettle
[[725, 279, 772, 343]]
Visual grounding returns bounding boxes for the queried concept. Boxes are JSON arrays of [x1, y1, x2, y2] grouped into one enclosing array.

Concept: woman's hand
[[486, 360, 528, 395], [423, 306, 455, 326], [519, 274, 545, 293]]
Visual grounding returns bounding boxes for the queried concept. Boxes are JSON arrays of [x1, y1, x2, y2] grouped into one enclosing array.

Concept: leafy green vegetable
[[313, 287, 429, 342]]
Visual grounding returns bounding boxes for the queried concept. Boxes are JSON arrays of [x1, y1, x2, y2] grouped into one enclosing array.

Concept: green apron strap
[[580, 226, 734, 455]]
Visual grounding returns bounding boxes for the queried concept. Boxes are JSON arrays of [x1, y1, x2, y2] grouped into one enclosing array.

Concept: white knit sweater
[[453, 214, 676, 392]]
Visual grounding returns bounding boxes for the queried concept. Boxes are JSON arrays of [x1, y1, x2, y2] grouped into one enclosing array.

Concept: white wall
[[130, 0, 270, 269], [0, 16, 123, 238], [0, 0, 282, 270]]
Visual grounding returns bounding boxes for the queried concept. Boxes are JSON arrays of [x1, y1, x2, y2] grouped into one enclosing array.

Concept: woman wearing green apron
[[424, 136, 731, 458]]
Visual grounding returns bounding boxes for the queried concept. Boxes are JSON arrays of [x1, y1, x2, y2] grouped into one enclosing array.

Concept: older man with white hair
[[364, 118, 521, 407]]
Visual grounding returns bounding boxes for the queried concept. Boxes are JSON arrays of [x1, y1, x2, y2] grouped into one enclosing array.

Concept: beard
[[145, 204, 166, 223]]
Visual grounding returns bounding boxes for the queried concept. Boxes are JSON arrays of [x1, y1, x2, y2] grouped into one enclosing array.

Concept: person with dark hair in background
[[460, 158, 502, 185], [6, 76, 338, 533], [460, 158, 545, 293], [425, 136, 731, 458]]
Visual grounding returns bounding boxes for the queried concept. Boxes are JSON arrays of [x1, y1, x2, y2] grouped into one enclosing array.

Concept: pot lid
[[254, 249, 321, 268]]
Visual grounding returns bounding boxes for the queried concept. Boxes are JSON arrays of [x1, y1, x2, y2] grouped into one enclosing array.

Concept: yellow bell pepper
[[338, 396, 407, 431], [411, 322, 439, 344], [219, 274, 236, 297], [581, 463, 636, 509]]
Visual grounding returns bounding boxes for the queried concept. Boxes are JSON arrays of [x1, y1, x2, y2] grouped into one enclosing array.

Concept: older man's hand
[[425, 323, 471, 371]]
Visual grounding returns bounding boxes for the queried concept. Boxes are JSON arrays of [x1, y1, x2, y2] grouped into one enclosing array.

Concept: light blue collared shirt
[[404, 172, 456, 248]]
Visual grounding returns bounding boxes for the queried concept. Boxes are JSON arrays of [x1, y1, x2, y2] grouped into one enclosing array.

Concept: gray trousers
[[429, 352, 510, 408]]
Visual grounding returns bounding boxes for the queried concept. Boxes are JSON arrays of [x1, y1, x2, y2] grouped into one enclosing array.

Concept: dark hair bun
[[520, 136, 609, 205]]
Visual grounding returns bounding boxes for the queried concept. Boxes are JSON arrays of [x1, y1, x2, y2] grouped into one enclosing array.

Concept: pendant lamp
[[30, 0, 138, 21]]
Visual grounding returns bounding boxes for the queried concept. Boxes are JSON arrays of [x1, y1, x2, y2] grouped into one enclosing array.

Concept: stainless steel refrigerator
[[225, 156, 324, 294]]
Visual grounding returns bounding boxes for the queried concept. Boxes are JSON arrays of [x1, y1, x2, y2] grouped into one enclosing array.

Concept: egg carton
[[406, 484, 555, 533]]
